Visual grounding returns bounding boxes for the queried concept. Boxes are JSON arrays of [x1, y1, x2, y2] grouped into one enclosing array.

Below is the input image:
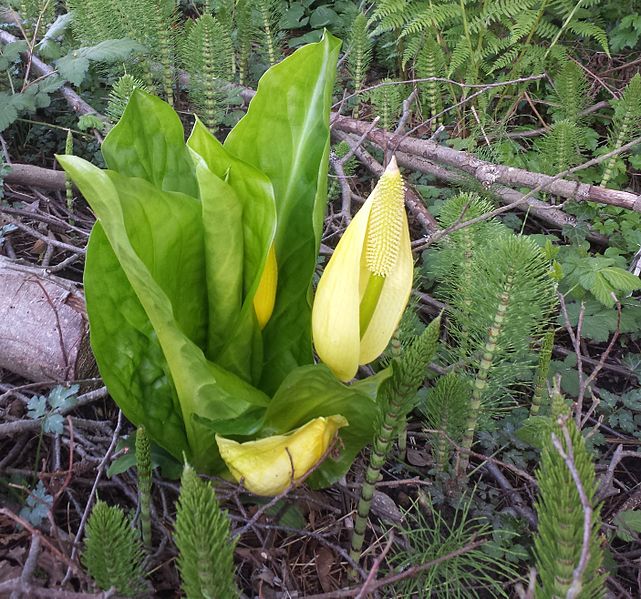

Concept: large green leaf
[[101, 90, 198, 197], [187, 120, 277, 385], [224, 32, 341, 394], [58, 156, 268, 470], [261, 364, 379, 487], [84, 224, 189, 460]]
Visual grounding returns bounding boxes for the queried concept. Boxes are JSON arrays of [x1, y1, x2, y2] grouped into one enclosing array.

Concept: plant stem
[[531, 328, 555, 416], [135, 426, 152, 553], [350, 390, 405, 566], [457, 277, 512, 475]]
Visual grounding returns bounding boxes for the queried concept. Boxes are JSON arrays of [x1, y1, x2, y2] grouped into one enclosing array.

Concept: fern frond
[[174, 463, 239, 599], [401, 33, 425, 69], [447, 36, 472, 77], [508, 8, 540, 43], [402, 3, 461, 38], [533, 18, 560, 40], [488, 46, 520, 73], [567, 21, 609, 54], [370, 0, 413, 34], [471, 0, 537, 33], [82, 501, 146, 596]]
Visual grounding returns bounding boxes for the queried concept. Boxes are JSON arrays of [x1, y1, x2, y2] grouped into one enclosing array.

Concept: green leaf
[[601, 267, 641, 294], [84, 224, 190, 461], [101, 90, 199, 197], [27, 395, 48, 420], [188, 119, 277, 385], [19, 481, 53, 527], [224, 32, 341, 394], [261, 364, 379, 487], [0, 41, 28, 70], [0, 95, 18, 132], [614, 510, 641, 542], [310, 6, 339, 28], [280, 5, 308, 29], [58, 156, 268, 470], [54, 53, 90, 86]]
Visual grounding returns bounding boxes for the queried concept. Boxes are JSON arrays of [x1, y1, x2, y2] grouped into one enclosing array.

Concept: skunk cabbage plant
[[58, 33, 412, 491]]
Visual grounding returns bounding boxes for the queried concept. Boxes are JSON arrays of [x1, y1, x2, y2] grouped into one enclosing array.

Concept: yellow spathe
[[215, 415, 348, 496], [312, 156, 413, 381], [253, 244, 278, 329]]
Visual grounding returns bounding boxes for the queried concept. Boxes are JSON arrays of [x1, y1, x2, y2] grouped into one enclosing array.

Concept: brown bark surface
[[0, 257, 93, 382]]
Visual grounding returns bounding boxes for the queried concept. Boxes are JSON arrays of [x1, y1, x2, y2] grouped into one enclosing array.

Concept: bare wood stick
[[0, 578, 117, 599], [331, 115, 641, 212], [4, 164, 67, 190], [393, 152, 609, 244]]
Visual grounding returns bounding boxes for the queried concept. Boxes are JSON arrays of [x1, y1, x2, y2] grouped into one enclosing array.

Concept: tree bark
[[0, 257, 94, 382], [331, 115, 641, 213]]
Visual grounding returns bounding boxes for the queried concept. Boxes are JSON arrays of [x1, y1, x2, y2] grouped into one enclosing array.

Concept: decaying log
[[3, 164, 67, 191], [331, 115, 641, 212], [0, 257, 94, 382]]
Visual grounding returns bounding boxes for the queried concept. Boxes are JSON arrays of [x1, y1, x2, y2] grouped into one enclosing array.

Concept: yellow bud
[[216, 415, 348, 496], [253, 244, 277, 329]]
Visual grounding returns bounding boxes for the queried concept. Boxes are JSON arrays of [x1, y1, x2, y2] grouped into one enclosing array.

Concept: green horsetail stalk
[[174, 463, 239, 598], [350, 316, 441, 567], [135, 426, 152, 552]]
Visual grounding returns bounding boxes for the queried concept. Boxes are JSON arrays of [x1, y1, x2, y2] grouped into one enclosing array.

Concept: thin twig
[[354, 531, 395, 599], [333, 74, 546, 109], [302, 538, 486, 599]]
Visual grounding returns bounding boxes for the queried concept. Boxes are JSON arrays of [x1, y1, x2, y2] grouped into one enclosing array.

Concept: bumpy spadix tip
[[385, 155, 399, 174], [366, 155, 405, 276]]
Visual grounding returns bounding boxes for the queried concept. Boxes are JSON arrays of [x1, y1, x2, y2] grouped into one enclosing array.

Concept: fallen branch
[[331, 115, 641, 213], [3, 163, 67, 191], [0, 256, 93, 382], [393, 151, 608, 244]]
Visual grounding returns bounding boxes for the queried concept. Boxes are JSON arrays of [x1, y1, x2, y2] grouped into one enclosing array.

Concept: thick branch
[[394, 152, 608, 244], [331, 116, 641, 212], [3, 163, 67, 190]]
